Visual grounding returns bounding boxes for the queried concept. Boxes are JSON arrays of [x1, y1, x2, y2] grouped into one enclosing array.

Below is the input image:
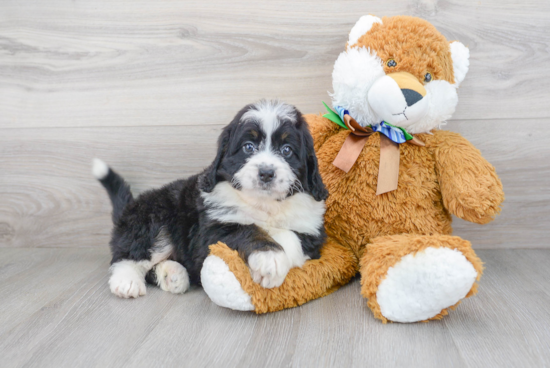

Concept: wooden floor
[[0, 248, 548, 368]]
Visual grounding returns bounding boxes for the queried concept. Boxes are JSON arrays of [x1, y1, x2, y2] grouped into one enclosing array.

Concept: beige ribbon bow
[[332, 115, 425, 195]]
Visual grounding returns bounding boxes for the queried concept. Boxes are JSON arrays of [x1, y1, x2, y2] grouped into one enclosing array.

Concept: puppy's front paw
[[155, 260, 190, 294], [248, 250, 291, 288], [109, 261, 147, 298], [109, 274, 146, 299]]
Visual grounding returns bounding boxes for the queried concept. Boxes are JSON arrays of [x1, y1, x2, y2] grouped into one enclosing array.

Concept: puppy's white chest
[[202, 183, 325, 236], [261, 227, 308, 268], [201, 183, 325, 268]]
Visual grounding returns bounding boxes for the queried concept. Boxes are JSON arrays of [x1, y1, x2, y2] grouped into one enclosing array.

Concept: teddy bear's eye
[[386, 59, 397, 67], [424, 72, 432, 83]]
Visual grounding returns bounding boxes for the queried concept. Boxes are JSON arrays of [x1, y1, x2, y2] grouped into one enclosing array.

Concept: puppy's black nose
[[259, 168, 275, 183], [401, 88, 423, 107]]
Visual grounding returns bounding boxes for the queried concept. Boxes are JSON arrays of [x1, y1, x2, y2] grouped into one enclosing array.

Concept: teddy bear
[[200, 15, 504, 323]]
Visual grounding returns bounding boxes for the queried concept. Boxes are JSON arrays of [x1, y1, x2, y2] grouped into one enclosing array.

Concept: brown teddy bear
[[200, 15, 504, 323]]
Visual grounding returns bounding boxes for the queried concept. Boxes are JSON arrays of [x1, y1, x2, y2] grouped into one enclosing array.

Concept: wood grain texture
[[0, 125, 218, 248], [0, 0, 549, 250], [0, 0, 549, 129], [0, 248, 108, 336], [448, 118, 550, 248], [0, 119, 548, 249], [443, 249, 550, 368], [0, 248, 549, 368]]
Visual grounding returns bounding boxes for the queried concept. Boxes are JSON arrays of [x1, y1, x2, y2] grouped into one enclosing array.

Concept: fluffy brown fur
[[350, 16, 456, 84], [313, 116, 504, 249]]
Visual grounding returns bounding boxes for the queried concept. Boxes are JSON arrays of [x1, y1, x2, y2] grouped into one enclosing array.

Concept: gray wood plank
[[0, 248, 109, 337], [0, 0, 549, 129], [290, 280, 466, 368], [1, 248, 550, 368], [444, 249, 550, 368], [0, 249, 178, 368], [448, 119, 550, 249], [120, 291, 264, 368], [0, 118, 548, 249], [18, 289, 177, 368], [0, 125, 218, 249]]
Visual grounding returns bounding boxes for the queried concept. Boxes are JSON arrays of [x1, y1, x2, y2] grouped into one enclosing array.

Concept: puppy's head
[[200, 100, 327, 201]]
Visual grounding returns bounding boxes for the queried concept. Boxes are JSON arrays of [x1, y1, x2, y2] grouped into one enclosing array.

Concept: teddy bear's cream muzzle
[[367, 71, 429, 128]]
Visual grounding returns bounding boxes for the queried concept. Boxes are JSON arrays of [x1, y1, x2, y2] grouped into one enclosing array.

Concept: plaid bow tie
[[332, 105, 413, 144], [323, 102, 425, 195]]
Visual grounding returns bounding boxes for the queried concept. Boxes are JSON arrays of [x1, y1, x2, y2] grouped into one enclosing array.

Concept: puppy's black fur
[[98, 103, 328, 287]]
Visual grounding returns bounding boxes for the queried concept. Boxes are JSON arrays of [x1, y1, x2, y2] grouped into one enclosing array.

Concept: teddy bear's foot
[[361, 234, 483, 323], [376, 246, 476, 322], [201, 255, 255, 311]]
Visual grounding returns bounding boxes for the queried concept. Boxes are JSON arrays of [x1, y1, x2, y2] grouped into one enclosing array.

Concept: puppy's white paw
[[155, 260, 190, 294], [109, 273, 146, 299], [109, 260, 147, 298], [248, 250, 291, 288], [110, 278, 146, 299]]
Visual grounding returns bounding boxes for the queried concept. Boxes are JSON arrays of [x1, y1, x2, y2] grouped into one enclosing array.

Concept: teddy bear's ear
[[348, 15, 383, 49], [450, 41, 470, 87]]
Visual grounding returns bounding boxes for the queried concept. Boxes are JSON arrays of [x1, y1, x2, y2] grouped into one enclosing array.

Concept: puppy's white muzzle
[[368, 72, 429, 128], [234, 151, 296, 199]]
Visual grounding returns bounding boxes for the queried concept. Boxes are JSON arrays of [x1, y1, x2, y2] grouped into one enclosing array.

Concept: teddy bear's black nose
[[402, 89, 423, 107]]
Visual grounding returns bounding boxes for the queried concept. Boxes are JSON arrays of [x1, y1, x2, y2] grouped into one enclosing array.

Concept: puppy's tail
[[92, 158, 134, 224]]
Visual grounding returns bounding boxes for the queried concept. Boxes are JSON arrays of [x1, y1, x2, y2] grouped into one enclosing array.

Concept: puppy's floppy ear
[[299, 114, 328, 202], [199, 124, 231, 193]]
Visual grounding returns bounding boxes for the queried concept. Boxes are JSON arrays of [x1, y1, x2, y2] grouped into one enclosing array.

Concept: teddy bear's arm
[[434, 131, 504, 224], [206, 236, 359, 313], [304, 114, 342, 151]]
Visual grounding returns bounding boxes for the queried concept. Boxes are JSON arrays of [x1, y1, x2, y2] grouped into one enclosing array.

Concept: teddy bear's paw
[[376, 246, 477, 323], [201, 255, 255, 311], [155, 260, 190, 294], [248, 250, 291, 289]]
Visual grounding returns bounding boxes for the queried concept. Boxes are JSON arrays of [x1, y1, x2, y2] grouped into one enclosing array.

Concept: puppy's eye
[[424, 72, 432, 83], [386, 59, 397, 67], [280, 145, 292, 157], [243, 142, 256, 154]]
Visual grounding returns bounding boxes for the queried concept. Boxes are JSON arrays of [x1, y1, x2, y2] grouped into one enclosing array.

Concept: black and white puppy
[[93, 100, 328, 298]]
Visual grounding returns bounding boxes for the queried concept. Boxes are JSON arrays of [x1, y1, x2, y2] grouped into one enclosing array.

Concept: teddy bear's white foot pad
[[376, 246, 477, 323], [201, 255, 255, 311]]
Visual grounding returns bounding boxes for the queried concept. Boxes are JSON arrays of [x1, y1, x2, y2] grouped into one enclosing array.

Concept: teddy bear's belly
[[319, 140, 452, 250]]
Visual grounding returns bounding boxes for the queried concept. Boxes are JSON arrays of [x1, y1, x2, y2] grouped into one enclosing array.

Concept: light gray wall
[[1, 0, 548, 248]]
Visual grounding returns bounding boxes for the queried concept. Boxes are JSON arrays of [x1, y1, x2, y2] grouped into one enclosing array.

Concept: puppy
[[93, 100, 328, 298]]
